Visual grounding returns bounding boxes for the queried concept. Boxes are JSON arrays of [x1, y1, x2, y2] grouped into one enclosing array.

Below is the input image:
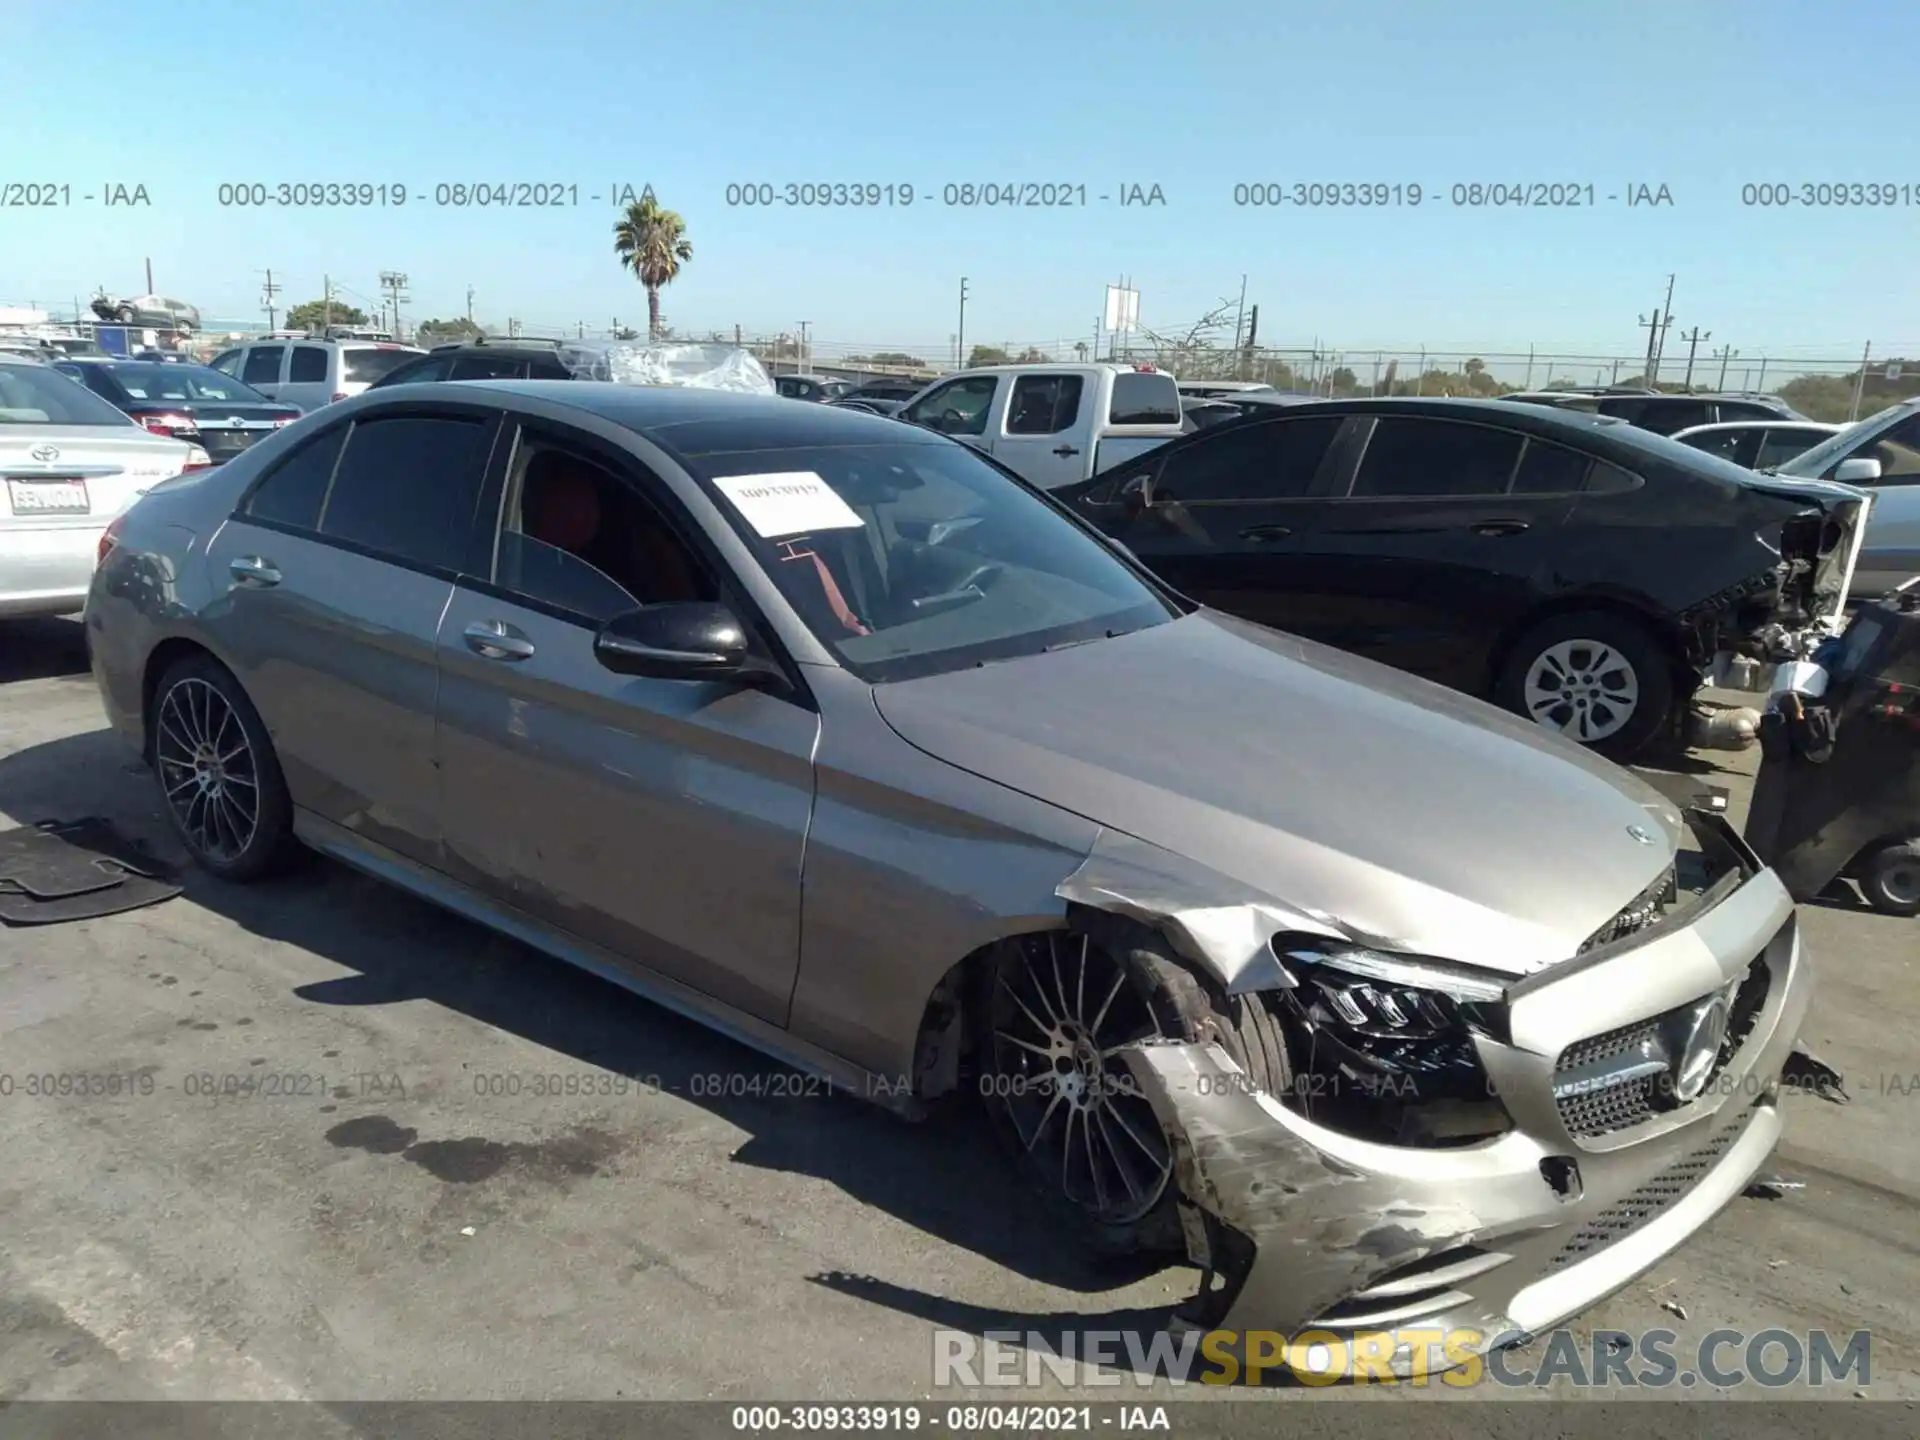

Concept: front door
[[432, 422, 818, 1025], [203, 405, 501, 865]]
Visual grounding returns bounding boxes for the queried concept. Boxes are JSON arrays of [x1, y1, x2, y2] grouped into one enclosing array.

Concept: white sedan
[[1, 355, 210, 619], [1671, 418, 1843, 470]]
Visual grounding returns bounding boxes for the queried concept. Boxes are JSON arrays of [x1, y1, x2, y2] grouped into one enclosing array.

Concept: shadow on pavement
[[0, 725, 1181, 1325], [0, 616, 91, 684]]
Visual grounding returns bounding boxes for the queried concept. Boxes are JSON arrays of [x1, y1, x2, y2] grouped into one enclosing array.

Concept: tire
[[977, 922, 1289, 1259], [149, 654, 301, 881], [1494, 609, 1676, 760], [1858, 840, 1920, 917]]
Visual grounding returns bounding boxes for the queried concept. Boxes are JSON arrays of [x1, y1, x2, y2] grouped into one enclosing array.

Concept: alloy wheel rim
[[989, 933, 1174, 1226], [155, 678, 260, 862], [1522, 639, 1640, 743]]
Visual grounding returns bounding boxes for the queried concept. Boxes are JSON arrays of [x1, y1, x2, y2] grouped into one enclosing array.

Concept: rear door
[[279, 344, 335, 410], [990, 372, 1087, 489], [238, 344, 288, 402], [1681, 426, 1762, 468], [1282, 415, 1586, 688], [203, 403, 501, 865], [1072, 413, 1347, 632]]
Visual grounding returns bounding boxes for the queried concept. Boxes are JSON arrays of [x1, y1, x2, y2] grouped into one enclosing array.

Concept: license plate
[[7, 478, 90, 514]]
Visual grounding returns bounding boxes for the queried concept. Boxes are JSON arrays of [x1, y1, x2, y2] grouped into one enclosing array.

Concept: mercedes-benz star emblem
[[1672, 990, 1733, 1102], [29, 444, 59, 463], [1627, 824, 1657, 846]]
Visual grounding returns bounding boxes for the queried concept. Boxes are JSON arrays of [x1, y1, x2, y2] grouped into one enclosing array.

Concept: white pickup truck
[[895, 363, 1185, 490]]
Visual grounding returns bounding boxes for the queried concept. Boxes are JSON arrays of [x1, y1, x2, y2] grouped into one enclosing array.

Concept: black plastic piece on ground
[[0, 818, 182, 926]]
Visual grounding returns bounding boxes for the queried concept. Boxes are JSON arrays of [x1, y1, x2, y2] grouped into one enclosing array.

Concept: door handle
[[463, 620, 536, 661], [228, 555, 282, 587], [1239, 524, 1292, 542], [1471, 520, 1531, 536], [1052, 444, 1082, 457]]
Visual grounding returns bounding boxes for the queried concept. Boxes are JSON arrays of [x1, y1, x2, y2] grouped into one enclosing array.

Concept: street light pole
[[957, 278, 969, 367]]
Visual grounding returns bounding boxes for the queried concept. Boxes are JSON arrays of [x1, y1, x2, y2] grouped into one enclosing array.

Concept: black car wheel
[[1858, 840, 1920, 917], [978, 924, 1287, 1258], [1495, 610, 1675, 759], [151, 655, 301, 881]]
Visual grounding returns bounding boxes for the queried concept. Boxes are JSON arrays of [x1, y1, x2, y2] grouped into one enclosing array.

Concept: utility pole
[[1232, 273, 1247, 350], [259, 269, 281, 331], [1653, 272, 1676, 375], [1850, 341, 1873, 421], [322, 275, 333, 332], [466, 287, 475, 324], [379, 271, 410, 341], [957, 278, 969, 367], [1714, 344, 1738, 390], [798, 320, 811, 374], [1678, 327, 1710, 389], [145, 257, 154, 293]]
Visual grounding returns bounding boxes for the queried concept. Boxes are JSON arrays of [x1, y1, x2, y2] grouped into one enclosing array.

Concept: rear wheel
[[1494, 610, 1675, 759], [151, 655, 301, 881], [978, 925, 1287, 1258], [1858, 840, 1920, 916]]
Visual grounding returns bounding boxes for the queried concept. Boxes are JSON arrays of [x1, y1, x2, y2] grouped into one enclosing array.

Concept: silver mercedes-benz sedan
[[86, 380, 1812, 1367]]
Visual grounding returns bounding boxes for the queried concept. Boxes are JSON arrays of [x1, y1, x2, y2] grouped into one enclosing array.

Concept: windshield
[[1775, 408, 1893, 476], [689, 438, 1179, 682], [0, 362, 138, 426], [100, 363, 272, 403]]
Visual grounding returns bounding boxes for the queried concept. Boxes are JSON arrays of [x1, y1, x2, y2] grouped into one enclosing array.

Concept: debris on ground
[[0, 818, 182, 925], [1660, 1299, 1689, 1321], [1783, 1045, 1851, 1103], [1692, 707, 1763, 751], [1745, 1177, 1807, 1200]]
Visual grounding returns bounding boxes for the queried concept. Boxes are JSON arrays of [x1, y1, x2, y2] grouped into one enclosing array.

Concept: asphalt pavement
[[0, 615, 1914, 1408]]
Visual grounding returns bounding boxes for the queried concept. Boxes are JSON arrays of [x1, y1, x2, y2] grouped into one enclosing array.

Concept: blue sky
[[9, 0, 1917, 365]]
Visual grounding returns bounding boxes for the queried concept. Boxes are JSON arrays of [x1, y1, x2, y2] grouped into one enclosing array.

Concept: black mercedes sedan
[[1056, 397, 1869, 759], [51, 357, 301, 463]]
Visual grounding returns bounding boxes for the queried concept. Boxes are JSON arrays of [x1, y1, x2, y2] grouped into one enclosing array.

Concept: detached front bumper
[[1118, 841, 1810, 1370]]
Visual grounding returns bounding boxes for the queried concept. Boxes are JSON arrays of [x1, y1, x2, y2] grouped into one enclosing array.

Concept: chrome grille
[[1549, 1121, 1744, 1268], [1578, 864, 1677, 955], [1553, 959, 1769, 1138]]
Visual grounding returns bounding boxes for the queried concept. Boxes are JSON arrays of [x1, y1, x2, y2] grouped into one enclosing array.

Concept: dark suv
[[368, 340, 573, 388], [1059, 397, 1862, 759]]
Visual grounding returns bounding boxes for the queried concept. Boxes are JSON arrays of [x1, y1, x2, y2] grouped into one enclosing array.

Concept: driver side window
[[903, 376, 997, 436], [1864, 415, 1920, 484]]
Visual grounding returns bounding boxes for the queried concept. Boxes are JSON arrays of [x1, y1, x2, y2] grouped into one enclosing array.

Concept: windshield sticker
[[713, 471, 866, 539]]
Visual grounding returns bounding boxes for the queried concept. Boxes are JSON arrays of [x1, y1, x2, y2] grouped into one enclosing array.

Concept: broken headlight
[[1264, 940, 1513, 1147]]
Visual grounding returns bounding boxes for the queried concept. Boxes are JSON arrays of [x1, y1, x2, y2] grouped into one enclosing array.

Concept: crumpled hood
[[873, 612, 1685, 976]]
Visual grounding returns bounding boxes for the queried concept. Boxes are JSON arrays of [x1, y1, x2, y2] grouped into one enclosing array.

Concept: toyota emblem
[[29, 443, 59, 463]]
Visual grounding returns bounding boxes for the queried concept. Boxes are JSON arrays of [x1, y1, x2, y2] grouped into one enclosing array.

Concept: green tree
[[1014, 346, 1052, 364], [612, 187, 693, 342], [414, 317, 483, 346], [284, 298, 368, 332], [967, 344, 1012, 366]]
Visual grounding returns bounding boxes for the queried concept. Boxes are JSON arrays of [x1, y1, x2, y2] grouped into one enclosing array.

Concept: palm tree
[[612, 188, 693, 342]]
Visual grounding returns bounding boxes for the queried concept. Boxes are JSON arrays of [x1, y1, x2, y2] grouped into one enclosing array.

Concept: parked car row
[[206, 334, 427, 411], [78, 377, 1818, 1372]]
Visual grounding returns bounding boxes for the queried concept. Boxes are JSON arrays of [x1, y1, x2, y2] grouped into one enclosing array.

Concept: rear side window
[[1510, 438, 1593, 493], [288, 347, 330, 383], [1716, 401, 1781, 423], [384, 356, 452, 385], [240, 347, 284, 385], [450, 355, 527, 381], [1108, 373, 1180, 426], [1350, 418, 1524, 497], [318, 415, 493, 571], [243, 425, 348, 530], [1158, 416, 1343, 502], [344, 348, 423, 384], [1753, 430, 1813, 468], [1684, 428, 1761, 468], [1006, 375, 1084, 435], [1636, 400, 1715, 435], [209, 349, 242, 377]]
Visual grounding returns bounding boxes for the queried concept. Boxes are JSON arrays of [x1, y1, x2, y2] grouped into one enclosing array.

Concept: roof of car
[[1671, 419, 1840, 436], [390, 378, 931, 455]]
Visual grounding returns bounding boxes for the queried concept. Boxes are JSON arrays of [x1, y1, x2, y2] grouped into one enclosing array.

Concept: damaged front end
[[1058, 815, 1821, 1372], [1705, 479, 1874, 689]]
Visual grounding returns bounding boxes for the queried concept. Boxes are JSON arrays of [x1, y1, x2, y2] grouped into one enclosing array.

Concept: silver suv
[[208, 337, 424, 413]]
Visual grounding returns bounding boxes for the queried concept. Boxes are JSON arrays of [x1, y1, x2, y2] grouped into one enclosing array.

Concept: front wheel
[[1494, 610, 1675, 760], [977, 926, 1287, 1258], [150, 655, 301, 881], [1858, 840, 1920, 917]]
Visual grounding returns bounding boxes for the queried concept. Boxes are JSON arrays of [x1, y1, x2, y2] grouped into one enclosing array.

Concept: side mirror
[[1834, 456, 1883, 484], [594, 602, 753, 681]]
